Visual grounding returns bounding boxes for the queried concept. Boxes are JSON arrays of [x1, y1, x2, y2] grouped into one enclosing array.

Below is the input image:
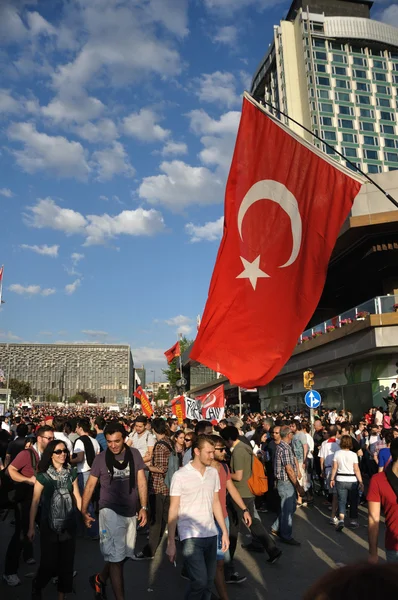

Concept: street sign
[[305, 389, 321, 409]]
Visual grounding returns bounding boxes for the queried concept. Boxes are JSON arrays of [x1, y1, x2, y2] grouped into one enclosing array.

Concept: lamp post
[[151, 370, 155, 401]]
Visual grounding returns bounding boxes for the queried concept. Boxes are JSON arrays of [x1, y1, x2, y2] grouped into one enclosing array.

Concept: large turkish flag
[[190, 96, 363, 388], [196, 384, 225, 421]]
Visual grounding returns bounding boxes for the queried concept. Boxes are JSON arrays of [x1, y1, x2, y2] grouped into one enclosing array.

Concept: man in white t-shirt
[[167, 435, 229, 600], [328, 410, 337, 425], [319, 425, 341, 525], [127, 416, 155, 468], [71, 418, 100, 538]]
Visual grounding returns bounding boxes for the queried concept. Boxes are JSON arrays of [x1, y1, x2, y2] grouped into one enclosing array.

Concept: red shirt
[[10, 448, 39, 478], [367, 472, 398, 551]]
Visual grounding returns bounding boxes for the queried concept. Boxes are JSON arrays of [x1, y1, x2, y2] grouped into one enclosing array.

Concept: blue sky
[[0, 0, 395, 379]]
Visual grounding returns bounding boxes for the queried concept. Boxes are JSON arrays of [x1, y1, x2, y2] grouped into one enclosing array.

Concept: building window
[[320, 116, 333, 126], [356, 95, 371, 105], [317, 76, 330, 86], [320, 103, 333, 113], [381, 124, 395, 134], [353, 56, 367, 67], [367, 164, 381, 174], [353, 69, 367, 79], [384, 138, 396, 148], [339, 119, 354, 129], [331, 42, 345, 51], [377, 98, 391, 108], [342, 133, 357, 143], [333, 66, 347, 76], [384, 152, 398, 162], [380, 111, 394, 121], [333, 54, 347, 64], [360, 108, 374, 118], [342, 147, 357, 158], [335, 92, 350, 102], [322, 130, 337, 141], [313, 39, 326, 48], [360, 121, 375, 132], [370, 49, 385, 57], [335, 79, 350, 89], [356, 82, 370, 92], [373, 72, 387, 82], [373, 60, 387, 70], [317, 89, 330, 99], [363, 136, 376, 146], [315, 51, 327, 61], [312, 22, 324, 32], [376, 85, 391, 95], [316, 63, 327, 73], [351, 45, 364, 54], [338, 105, 353, 116]]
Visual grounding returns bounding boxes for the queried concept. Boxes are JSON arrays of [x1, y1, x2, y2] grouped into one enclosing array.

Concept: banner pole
[[238, 386, 242, 417]]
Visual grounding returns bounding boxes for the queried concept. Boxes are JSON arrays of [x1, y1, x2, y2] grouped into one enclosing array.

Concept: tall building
[[0, 343, 134, 405], [251, 0, 398, 174]]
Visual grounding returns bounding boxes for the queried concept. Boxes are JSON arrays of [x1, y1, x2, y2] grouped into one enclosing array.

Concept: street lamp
[[151, 370, 155, 400]]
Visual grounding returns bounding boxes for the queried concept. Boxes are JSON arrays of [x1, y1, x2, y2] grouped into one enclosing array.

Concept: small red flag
[[196, 384, 225, 422], [190, 95, 362, 388], [133, 386, 153, 418], [0, 266, 3, 282], [164, 341, 181, 364], [171, 395, 186, 426]]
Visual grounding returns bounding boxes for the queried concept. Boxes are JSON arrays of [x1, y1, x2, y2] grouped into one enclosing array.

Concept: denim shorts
[[216, 516, 230, 561]]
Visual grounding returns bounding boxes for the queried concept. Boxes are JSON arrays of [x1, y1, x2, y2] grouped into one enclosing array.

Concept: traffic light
[[303, 370, 315, 390]]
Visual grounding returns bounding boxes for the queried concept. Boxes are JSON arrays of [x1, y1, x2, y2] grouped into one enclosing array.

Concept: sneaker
[[335, 520, 344, 532], [267, 548, 282, 564], [329, 516, 338, 526], [3, 574, 21, 587], [131, 552, 153, 561], [225, 572, 247, 584], [25, 558, 36, 565], [348, 521, 359, 529], [89, 573, 107, 600], [280, 537, 301, 546]]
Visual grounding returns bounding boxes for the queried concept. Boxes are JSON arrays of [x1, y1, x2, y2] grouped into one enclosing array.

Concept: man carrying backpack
[[132, 417, 177, 560], [71, 418, 100, 539], [221, 426, 282, 565]]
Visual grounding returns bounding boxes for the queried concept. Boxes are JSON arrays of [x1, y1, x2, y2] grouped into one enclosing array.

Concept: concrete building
[[251, 0, 398, 175], [0, 343, 134, 405]]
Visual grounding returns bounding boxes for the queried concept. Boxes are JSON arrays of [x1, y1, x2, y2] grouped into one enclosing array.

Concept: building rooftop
[[286, 0, 373, 22]]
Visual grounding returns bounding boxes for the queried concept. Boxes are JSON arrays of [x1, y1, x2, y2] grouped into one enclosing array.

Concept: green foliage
[[76, 389, 98, 403], [45, 393, 59, 403], [10, 378, 32, 401], [155, 386, 169, 401], [162, 336, 192, 392], [69, 394, 85, 404]]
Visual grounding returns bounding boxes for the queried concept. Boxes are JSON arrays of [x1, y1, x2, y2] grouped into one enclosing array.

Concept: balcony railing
[[298, 295, 397, 345]]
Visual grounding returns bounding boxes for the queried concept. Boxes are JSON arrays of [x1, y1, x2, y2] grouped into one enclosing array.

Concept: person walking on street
[[82, 421, 148, 600], [271, 425, 305, 545], [330, 435, 364, 531], [166, 435, 229, 600]]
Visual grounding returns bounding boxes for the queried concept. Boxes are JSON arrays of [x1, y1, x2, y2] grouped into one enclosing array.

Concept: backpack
[[45, 472, 75, 534], [0, 448, 37, 508], [247, 454, 268, 496], [156, 440, 180, 490]]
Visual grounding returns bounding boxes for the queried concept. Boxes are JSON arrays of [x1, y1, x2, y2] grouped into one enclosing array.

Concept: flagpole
[[245, 92, 398, 210], [178, 332, 184, 394], [0, 265, 3, 306], [238, 386, 242, 417]]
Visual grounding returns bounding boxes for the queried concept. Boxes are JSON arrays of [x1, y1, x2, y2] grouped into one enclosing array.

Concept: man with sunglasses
[[3, 425, 54, 587]]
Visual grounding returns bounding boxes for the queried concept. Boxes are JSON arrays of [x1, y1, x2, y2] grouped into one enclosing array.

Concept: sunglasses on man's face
[[215, 447, 226, 452], [53, 449, 67, 455]]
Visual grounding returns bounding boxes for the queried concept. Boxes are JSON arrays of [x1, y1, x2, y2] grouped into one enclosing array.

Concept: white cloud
[[65, 279, 81, 295], [0, 2, 28, 44], [165, 315, 193, 335], [185, 216, 224, 242], [26, 11, 57, 37], [8, 122, 91, 180], [123, 109, 170, 142], [161, 141, 188, 156], [0, 330, 22, 342], [0, 188, 13, 198], [77, 119, 118, 143], [0, 89, 19, 113], [133, 346, 168, 368], [213, 25, 238, 46], [25, 197, 88, 235], [71, 252, 84, 265], [9, 284, 56, 296], [195, 71, 241, 108], [92, 141, 135, 181], [20, 244, 59, 257], [138, 160, 224, 211], [145, 0, 189, 37], [42, 93, 105, 124], [204, 0, 284, 12], [25, 197, 165, 246], [379, 5, 398, 26], [82, 329, 108, 337]]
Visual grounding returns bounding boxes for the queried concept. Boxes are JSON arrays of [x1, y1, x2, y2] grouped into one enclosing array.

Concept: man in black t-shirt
[[341, 422, 361, 455]]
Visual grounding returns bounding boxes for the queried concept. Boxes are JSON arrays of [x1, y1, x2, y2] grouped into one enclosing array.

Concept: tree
[[155, 386, 170, 402], [46, 393, 59, 403], [10, 378, 32, 402], [76, 389, 98, 403], [69, 394, 85, 404], [162, 336, 193, 393]]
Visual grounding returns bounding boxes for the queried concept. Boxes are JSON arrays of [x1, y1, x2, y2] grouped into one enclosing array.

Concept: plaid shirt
[[274, 441, 297, 482], [149, 437, 172, 495]]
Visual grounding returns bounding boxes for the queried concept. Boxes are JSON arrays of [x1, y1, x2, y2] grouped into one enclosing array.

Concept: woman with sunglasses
[[28, 440, 82, 600], [182, 431, 196, 466]]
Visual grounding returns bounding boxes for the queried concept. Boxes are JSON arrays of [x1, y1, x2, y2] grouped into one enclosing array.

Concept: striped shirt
[[274, 441, 297, 482]]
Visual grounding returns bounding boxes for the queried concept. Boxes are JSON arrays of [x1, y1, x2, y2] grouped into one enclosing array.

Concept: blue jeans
[[272, 480, 296, 541], [181, 536, 217, 600], [77, 471, 98, 538], [335, 480, 358, 520], [386, 550, 398, 562]]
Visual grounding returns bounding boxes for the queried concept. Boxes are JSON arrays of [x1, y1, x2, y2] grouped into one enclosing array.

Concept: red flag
[[164, 341, 181, 364], [0, 266, 3, 282], [171, 395, 186, 425], [196, 384, 225, 422], [190, 96, 362, 388], [133, 386, 153, 418]]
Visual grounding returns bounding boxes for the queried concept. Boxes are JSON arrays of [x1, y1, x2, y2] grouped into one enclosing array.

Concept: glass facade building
[[0, 343, 134, 404], [251, 0, 398, 174]]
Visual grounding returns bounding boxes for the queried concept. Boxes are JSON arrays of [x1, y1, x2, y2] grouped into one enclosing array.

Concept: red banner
[[164, 341, 181, 364], [133, 386, 153, 418], [196, 384, 225, 422], [171, 395, 186, 426]]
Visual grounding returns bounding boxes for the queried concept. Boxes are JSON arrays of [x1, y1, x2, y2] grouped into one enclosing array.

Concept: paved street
[[0, 500, 387, 600]]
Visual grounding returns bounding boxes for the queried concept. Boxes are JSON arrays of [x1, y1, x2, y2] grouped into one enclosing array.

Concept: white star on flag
[[236, 255, 269, 290]]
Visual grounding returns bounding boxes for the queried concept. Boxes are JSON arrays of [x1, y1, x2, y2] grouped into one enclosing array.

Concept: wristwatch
[[243, 508, 249, 513], [141, 506, 148, 511]]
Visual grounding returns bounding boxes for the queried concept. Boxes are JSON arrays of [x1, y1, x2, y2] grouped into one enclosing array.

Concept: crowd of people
[[0, 400, 397, 600]]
